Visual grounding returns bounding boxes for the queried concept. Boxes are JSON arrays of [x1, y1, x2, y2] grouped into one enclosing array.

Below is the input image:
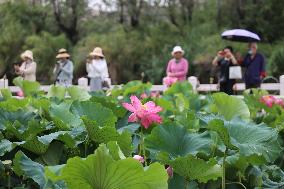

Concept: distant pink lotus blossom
[[133, 155, 145, 163], [166, 166, 173, 177], [17, 90, 24, 97], [122, 95, 162, 129], [260, 95, 284, 108], [150, 91, 160, 98], [140, 93, 148, 99], [163, 76, 178, 87]]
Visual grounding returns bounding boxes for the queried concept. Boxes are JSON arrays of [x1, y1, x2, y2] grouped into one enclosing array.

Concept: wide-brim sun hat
[[171, 46, 184, 56], [89, 47, 105, 58], [56, 48, 70, 59], [20, 50, 33, 60]]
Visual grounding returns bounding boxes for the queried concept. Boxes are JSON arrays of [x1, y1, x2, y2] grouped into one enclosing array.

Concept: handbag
[[229, 66, 242, 79]]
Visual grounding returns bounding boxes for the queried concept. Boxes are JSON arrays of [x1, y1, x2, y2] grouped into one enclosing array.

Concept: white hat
[[21, 50, 33, 60], [89, 47, 104, 58], [171, 46, 184, 56], [56, 48, 70, 59]]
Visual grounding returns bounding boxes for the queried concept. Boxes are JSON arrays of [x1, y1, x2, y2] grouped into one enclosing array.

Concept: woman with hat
[[14, 50, 37, 81], [86, 47, 110, 91], [164, 46, 189, 85], [53, 48, 74, 86]]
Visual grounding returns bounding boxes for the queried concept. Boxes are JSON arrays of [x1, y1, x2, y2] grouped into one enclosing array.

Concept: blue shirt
[[243, 53, 265, 85]]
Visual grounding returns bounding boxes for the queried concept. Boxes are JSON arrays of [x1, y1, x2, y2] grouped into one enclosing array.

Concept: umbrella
[[221, 29, 260, 42]]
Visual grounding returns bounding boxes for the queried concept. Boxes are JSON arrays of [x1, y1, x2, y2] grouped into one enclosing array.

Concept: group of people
[[14, 43, 265, 94], [14, 47, 110, 92], [164, 43, 265, 95]]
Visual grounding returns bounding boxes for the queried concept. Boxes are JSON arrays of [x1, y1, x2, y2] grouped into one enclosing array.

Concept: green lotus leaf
[[71, 101, 117, 127], [60, 144, 168, 189], [47, 85, 66, 100], [0, 97, 29, 111], [0, 108, 36, 131], [164, 81, 193, 97], [90, 96, 126, 118], [145, 124, 212, 158], [50, 102, 83, 129], [82, 117, 132, 156], [212, 93, 250, 120], [13, 77, 41, 96], [0, 139, 17, 156], [67, 86, 91, 101], [13, 151, 45, 186], [225, 119, 282, 163], [165, 155, 222, 183], [0, 88, 12, 99]]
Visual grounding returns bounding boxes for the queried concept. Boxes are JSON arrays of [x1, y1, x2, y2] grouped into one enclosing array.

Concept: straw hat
[[171, 46, 184, 56], [21, 50, 33, 60], [56, 48, 70, 59], [89, 47, 104, 58]]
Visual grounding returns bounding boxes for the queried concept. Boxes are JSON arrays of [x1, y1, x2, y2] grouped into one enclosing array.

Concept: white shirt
[[18, 61, 37, 81], [86, 59, 109, 79]]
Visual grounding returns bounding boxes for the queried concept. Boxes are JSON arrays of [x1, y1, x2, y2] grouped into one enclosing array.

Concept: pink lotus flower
[[166, 166, 173, 177], [163, 77, 178, 87], [122, 95, 162, 129], [140, 93, 148, 100], [133, 155, 145, 163], [260, 95, 284, 108], [275, 98, 284, 108], [17, 90, 24, 97], [150, 91, 160, 98]]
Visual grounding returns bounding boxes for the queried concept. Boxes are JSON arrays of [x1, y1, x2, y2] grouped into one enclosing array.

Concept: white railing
[[1, 75, 284, 96]]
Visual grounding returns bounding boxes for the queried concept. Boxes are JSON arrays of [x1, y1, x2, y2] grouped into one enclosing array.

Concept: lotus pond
[[1, 78, 284, 189]]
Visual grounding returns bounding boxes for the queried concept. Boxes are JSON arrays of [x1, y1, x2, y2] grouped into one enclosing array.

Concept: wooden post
[[280, 75, 284, 96]]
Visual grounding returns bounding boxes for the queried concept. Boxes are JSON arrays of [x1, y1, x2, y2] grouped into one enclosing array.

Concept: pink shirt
[[166, 58, 189, 81]]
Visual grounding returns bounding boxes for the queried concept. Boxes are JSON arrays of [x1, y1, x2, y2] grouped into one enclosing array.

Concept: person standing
[[242, 42, 266, 89], [53, 48, 73, 86], [165, 46, 189, 82], [14, 50, 37, 81], [86, 47, 110, 92], [212, 46, 238, 95]]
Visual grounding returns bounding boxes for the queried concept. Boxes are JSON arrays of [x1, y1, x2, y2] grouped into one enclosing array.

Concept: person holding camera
[[86, 47, 110, 92], [14, 50, 37, 81], [212, 46, 238, 95], [53, 48, 73, 86]]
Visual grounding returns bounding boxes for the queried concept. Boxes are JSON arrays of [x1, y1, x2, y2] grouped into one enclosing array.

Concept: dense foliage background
[[0, 0, 283, 84]]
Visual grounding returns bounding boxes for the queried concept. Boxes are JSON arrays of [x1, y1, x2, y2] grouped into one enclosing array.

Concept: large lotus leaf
[[18, 137, 49, 155], [67, 86, 91, 101], [208, 119, 237, 150], [175, 111, 200, 131], [71, 101, 117, 127], [122, 80, 152, 97], [164, 155, 222, 183], [47, 85, 66, 100], [145, 124, 212, 158], [0, 88, 12, 99], [225, 119, 282, 163], [212, 93, 250, 120], [40, 141, 64, 166], [60, 144, 168, 189], [82, 117, 132, 156], [13, 77, 41, 96], [0, 139, 17, 156], [168, 173, 199, 189], [50, 102, 83, 129], [0, 108, 36, 131], [13, 151, 66, 189], [90, 96, 126, 118], [6, 120, 45, 141], [13, 151, 45, 186], [38, 131, 76, 148], [0, 98, 29, 111], [164, 81, 193, 97]]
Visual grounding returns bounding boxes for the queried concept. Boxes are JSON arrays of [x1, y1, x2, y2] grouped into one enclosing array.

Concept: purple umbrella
[[221, 29, 260, 42]]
